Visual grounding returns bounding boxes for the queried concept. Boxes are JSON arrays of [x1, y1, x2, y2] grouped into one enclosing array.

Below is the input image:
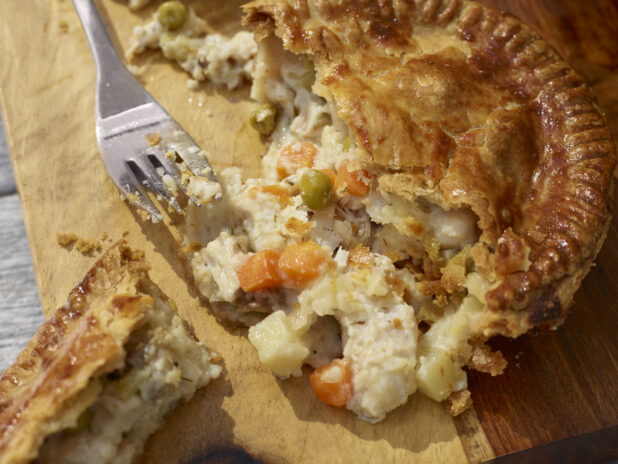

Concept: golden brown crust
[[243, 0, 616, 336], [464, 340, 507, 376], [0, 241, 151, 464], [444, 389, 472, 416]]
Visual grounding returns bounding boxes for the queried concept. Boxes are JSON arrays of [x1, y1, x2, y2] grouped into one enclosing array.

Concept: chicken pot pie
[[0, 242, 221, 464], [129, 0, 615, 422]]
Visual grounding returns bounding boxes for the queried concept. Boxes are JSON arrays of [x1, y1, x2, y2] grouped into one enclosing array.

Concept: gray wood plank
[[0, 194, 44, 371], [0, 113, 16, 196]]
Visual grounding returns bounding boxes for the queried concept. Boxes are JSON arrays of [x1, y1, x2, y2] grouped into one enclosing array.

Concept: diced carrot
[[260, 185, 289, 197], [276, 142, 317, 179], [348, 244, 371, 267], [334, 160, 373, 197], [237, 249, 284, 292], [278, 241, 328, 288], [320, 168, 337, 186], [249, 185, 291, 207], [310, 358, 354, 407]]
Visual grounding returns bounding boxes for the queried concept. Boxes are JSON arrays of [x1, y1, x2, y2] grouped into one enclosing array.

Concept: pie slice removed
[[0, 241, 221, 464]]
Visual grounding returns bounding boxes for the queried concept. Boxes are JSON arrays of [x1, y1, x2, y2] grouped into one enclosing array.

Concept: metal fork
[[72, 0, 218, 222]]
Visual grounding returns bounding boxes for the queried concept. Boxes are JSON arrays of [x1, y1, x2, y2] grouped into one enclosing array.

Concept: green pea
[[250, 102, 278, 135], [157, 1, 188, 31], [300, 170, 335, 210], [67, 407, 94, 435]]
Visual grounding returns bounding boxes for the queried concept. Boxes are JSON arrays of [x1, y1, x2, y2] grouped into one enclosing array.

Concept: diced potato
[[416, 295, 482, 402], [248, 311, 309, 378], [446, 304, 472, 343], [297, 276, 338, 318], [459, 293, 484, 315], [416, 347, 466, 402], [420, 295, 483, 354], [465, 272, 493, 302]]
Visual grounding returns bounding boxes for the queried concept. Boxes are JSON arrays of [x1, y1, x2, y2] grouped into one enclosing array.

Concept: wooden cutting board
[[0, 1, 616, 462]]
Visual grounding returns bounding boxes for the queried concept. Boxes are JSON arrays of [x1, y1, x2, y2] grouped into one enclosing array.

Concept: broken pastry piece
[[0, 241, 221, 464]]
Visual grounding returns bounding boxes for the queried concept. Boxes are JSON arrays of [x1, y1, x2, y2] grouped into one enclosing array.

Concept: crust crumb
[[418, 280, 448, 307], [181, 242, 203, 254], [210, 351, 223, 364], [422, 255, 443, 280], [440, 259, 466, 293], [57, 232, 78, 247], [348, 244, 371, 267], [441, 246, 469, 293], [385, 275, 406, 298], [445, 389, 472, 416], [74, 238, 101, 255], [145, 132, 162, 146], [57, 233, 102, 255], [466, 340, 508, 376]]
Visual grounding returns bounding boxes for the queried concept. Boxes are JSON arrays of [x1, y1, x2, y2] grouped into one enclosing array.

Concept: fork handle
[[72, 0, 151, 119]]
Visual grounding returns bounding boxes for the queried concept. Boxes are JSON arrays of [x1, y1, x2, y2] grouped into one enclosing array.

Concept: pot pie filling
[[36, 293, 220, 464], [128, 0, 615, 422]]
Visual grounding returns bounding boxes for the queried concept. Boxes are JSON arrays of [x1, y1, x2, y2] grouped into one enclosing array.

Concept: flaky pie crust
[[243, 0, 616, 337], [0, 242, 157, 464]]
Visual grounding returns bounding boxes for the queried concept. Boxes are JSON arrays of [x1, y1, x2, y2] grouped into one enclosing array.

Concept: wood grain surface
[[0, 1, 616, 463], [460, 1, 618, 461]]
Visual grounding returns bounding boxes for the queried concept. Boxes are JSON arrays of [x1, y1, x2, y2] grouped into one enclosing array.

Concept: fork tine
[[130, 190, 164, 223], [114, 168, 164, 223], [178, 149, 216, 181], [146, 153, 190, 199], [167, 132, 217, 182], [129, 157, 183, 215], [150, 150, 213, 206]]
